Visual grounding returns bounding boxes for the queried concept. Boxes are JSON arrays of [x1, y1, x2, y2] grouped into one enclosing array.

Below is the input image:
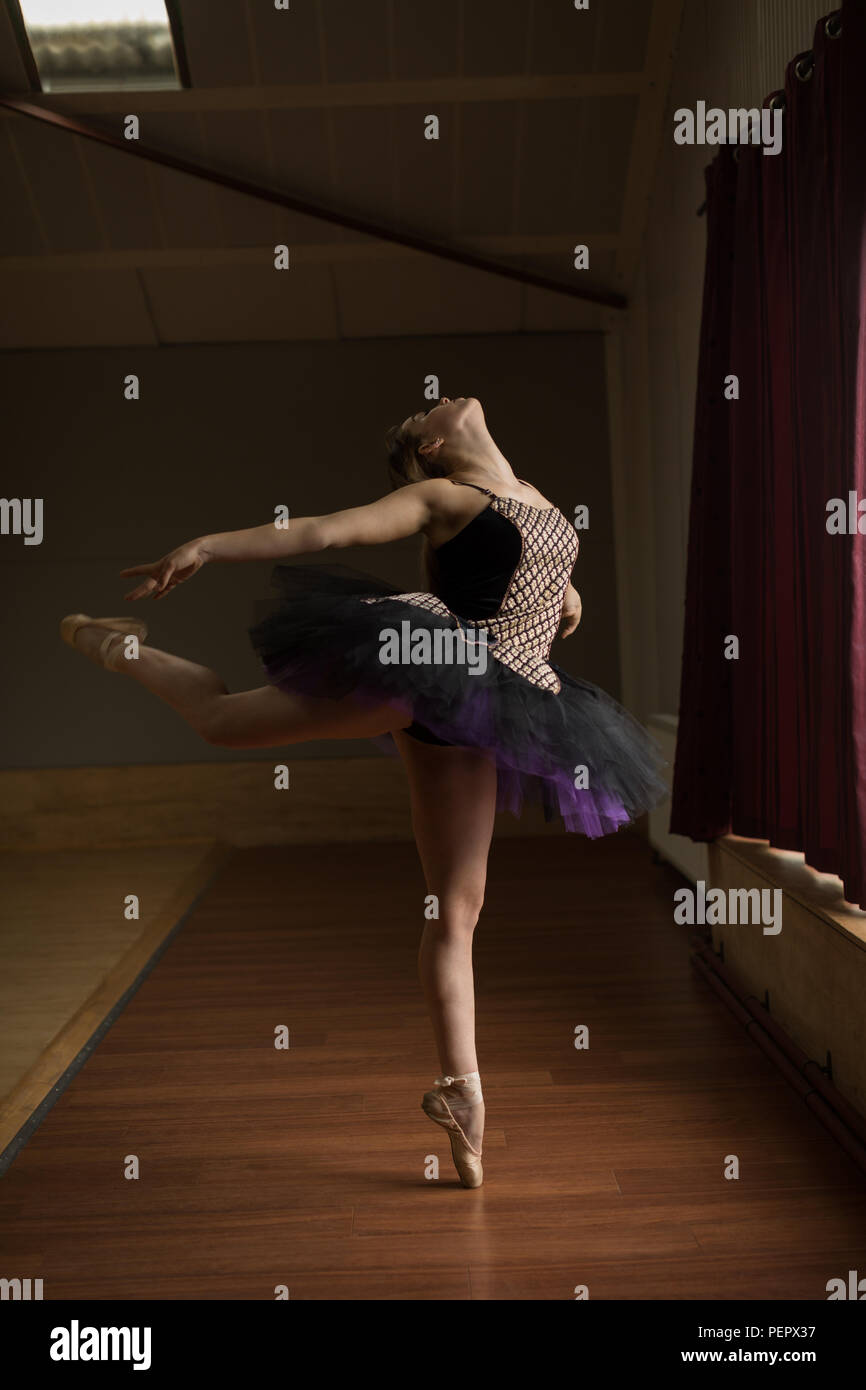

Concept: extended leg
[[68, 623, 411, 746]]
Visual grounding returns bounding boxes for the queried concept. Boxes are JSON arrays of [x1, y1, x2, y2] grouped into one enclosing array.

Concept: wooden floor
[[0, 842, 225, 1151], [1, 832, 865, 1300]]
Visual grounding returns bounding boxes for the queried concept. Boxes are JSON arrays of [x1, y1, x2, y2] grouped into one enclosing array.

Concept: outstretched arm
[[202, 482, 440, 562], [121, 481, 445, 600]]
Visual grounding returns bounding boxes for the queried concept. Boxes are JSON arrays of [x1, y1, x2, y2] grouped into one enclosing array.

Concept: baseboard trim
[[691, 937, 866, 1176], [707, 837, 866, 1126]]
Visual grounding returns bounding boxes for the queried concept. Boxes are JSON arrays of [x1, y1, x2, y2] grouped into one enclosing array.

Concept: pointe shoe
[[421, 1071, 484, 1189], [60, 613, 148, 671]]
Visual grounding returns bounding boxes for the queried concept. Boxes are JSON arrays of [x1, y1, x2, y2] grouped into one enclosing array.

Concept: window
[[15, 1, 185, 92]]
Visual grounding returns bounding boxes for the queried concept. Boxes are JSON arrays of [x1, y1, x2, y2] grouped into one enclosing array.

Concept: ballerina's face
[[401, 396, 482, 449]]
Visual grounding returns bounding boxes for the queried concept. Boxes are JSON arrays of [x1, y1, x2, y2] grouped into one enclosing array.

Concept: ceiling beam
[[0, 72, 647, 115], [0, 97, 627, 310], [613, 0, 685, 289], [0, 234, 621, 274]]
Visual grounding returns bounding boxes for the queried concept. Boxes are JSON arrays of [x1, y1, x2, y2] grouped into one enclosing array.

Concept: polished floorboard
[[1, 832, 864, 1300], [0, 842, 223, 1150]]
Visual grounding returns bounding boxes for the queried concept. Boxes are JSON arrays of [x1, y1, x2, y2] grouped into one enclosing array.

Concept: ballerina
[[61, 395, 666, 1188]]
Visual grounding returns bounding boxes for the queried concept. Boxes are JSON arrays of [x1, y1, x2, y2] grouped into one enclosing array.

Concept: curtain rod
[[0, 95, 628, 311]]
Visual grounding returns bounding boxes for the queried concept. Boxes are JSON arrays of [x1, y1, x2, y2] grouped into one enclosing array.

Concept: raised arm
[[121, 481, 449, 600]]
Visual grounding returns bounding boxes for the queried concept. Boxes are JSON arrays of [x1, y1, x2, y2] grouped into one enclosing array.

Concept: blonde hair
[[384, 420, 448, 490], [383, 419, 444, 593]]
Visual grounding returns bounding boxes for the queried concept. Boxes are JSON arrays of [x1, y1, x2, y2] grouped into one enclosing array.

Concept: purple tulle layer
[[249, 563, 668, 837]]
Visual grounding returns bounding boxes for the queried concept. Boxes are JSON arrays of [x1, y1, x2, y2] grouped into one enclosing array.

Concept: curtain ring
[[825, 14, 842, 38], [795, 53, 814, 81], [768, 92, 786, 111]]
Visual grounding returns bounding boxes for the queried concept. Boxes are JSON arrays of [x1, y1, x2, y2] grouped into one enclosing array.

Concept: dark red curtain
[[670, 2, 866, 908]]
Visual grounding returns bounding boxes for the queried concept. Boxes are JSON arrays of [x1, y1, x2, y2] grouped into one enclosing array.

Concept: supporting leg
[[394, 729, 498, 1154]]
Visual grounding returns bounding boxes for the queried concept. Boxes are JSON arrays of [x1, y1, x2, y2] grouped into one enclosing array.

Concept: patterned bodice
[[362, 486, 579, 693]]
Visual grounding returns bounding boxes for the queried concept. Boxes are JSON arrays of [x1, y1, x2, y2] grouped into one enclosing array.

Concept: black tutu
[[249, 563, 668, 836]]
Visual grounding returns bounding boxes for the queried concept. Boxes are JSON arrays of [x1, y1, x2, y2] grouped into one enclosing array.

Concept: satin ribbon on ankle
[[434, 1072, 483, 1103]]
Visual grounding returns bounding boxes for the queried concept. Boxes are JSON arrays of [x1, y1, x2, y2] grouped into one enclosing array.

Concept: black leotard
[[406, 479, 528, 747]]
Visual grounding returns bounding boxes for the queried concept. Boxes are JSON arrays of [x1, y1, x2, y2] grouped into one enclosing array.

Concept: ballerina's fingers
[[122, 576, 160, 601], [157, 558, 205, 597], [119, 562, 170, 601], [152, 565, 175, 597]]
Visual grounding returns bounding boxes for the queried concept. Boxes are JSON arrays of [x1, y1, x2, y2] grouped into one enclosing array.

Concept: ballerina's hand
[[120, 540, 208, 600], [559, 587, 582, 638]]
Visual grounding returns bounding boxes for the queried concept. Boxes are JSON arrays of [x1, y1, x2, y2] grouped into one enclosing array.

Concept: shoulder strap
[[448, 479, 494, 497]]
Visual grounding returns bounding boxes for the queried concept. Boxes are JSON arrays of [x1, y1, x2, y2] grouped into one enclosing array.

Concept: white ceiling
[[0, 0, 684, 348]]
